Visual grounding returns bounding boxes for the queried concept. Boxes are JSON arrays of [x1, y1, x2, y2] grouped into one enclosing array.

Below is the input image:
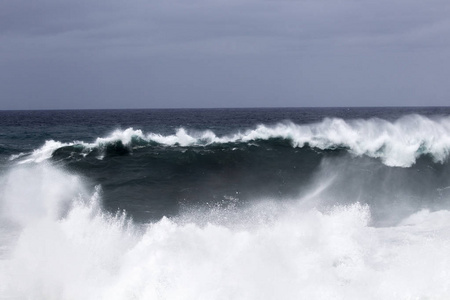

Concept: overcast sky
[[1, 0, 449, 109]]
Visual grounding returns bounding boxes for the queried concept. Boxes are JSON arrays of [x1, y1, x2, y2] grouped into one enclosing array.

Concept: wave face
[[1, 108, 450, 299], [14, 114, 450, 167], [9, 113, 450, 222]]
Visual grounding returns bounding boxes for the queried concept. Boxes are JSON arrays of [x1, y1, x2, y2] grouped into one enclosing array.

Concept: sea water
[[1, 107, 450, 299]]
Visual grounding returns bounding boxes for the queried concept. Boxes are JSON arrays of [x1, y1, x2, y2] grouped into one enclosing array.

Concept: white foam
[[18, 140, 74, 164], [1, 164, 450, 299], [94, 128, 146, 146], [16, 140, 92, 165], [15, 114, 450, 166], [8, 152, 26, 161]]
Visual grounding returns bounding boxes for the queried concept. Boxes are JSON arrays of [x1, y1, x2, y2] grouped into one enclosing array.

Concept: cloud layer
[[1, 0, 450, 109]]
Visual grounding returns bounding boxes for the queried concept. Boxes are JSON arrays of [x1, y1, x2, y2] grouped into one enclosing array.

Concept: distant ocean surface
[[1, 107, 450, 299]]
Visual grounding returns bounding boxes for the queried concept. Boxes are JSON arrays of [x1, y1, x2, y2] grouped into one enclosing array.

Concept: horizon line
[[1, 105, 449, 112]]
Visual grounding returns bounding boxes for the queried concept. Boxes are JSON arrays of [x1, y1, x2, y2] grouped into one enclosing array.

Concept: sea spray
[[1, 164, 450, 299], [0, 164, 136, 299]]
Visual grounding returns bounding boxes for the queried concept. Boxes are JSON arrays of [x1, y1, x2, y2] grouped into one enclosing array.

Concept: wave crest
[[13, 114, 450, 167]]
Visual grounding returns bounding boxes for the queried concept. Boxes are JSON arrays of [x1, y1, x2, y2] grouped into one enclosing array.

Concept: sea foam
[[1, 164, 450, 299]]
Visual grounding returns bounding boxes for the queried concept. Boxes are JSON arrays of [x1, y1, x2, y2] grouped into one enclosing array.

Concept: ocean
[[1, 107, 450, 299]]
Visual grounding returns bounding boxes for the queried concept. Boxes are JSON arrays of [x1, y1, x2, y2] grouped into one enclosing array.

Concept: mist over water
[[1, 108, 450, 299], [2, 163, 450, 299]]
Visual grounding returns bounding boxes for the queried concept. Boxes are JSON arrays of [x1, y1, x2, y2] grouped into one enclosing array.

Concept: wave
[[1, 164, 450, 299], [12, 114, 450, 167]]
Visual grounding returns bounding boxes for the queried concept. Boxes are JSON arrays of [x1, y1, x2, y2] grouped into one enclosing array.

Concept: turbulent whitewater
[[1, 107, 450, 299]]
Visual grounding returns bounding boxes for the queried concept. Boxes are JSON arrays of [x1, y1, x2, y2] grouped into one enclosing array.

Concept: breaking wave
[[1, 164, 450, 299], [13, 114, 450, 167]]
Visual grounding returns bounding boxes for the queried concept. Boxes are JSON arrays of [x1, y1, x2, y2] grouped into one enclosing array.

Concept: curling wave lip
[[14, 114, 450, 168]]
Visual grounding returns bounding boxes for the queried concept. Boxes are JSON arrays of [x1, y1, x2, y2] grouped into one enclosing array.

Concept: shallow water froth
[[1, 165, 450, 299]]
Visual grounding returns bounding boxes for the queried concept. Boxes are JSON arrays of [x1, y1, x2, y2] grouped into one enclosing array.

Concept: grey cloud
[[3, 0, 449, 54], [1, 0, 450, 109]]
